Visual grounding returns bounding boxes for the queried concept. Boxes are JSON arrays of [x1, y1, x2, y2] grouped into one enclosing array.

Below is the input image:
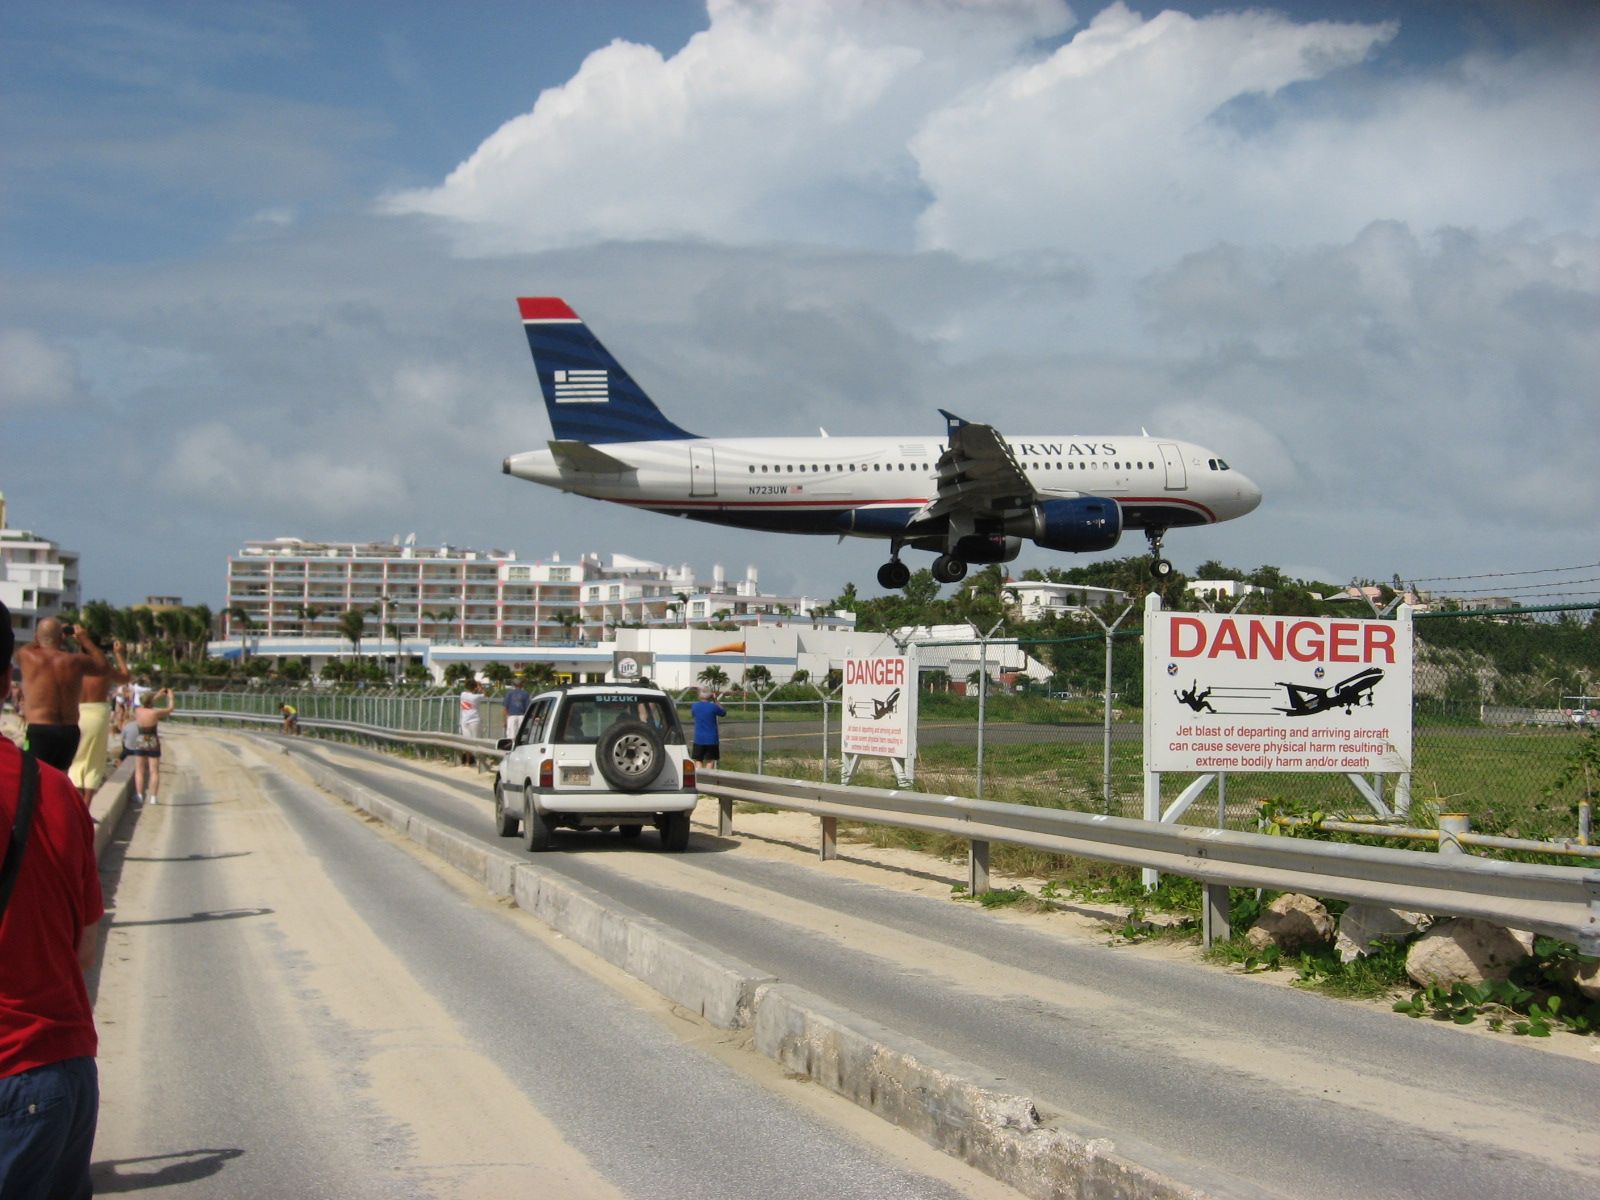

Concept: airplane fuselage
[[505, 434, 1257, 539]]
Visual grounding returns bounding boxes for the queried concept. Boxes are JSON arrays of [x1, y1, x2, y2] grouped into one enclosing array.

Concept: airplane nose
[[1235, 471, 1263, 515]]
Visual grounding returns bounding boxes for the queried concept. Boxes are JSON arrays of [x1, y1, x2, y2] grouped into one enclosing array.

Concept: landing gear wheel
[[659, 810, 690, 853], [522, 781, 554, 852], [877, 559, 911, 590], [1144, 528, 1172, 579], [932, 554, 968, 584], [596, 721, 665, 792], [494, 779, 519, 837]]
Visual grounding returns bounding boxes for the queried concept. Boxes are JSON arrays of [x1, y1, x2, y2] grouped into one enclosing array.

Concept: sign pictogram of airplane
[[1275, 668, 1384, 716], [848, 688, 901, 720]]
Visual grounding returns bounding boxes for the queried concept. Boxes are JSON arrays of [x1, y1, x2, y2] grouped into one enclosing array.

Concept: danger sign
[[1145, 609, 1413, 774]]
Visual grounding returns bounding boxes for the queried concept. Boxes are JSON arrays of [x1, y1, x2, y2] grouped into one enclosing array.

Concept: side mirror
[[496, 738, 513, 751]]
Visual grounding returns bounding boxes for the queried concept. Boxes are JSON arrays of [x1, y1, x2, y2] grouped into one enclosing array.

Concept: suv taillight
[[539, 759, 554, 788], [683, 760, 696, 789]]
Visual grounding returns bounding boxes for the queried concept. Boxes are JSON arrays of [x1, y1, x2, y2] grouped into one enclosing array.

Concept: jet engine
[[1009, 498, 1122, 553]]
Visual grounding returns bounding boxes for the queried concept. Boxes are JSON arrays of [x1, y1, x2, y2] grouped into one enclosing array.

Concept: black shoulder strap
[[0, 748, 42, 923]]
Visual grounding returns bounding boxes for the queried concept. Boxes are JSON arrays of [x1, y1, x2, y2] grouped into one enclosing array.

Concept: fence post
[[976, 635, 989, 801], [968, 839, 990, 896], [1438, 812, 1471, 855], [1085, 603, 1134, 814], [1202, 883, 1231, 948]]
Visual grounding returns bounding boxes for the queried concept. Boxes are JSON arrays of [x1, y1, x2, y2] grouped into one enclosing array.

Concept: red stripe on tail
[[518, 297, 578, 321]]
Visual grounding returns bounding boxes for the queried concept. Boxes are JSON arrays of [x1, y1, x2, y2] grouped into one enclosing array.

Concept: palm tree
[[338, 609, 366, 659], [383, 622, 404, 680], [697, 665, 729, 690], [746, 664, 773, 691], [296, 603, 323, 636], [555, 610, 580, 643]]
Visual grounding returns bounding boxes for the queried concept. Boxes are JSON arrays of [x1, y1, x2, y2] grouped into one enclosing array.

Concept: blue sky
[[2, 1, 1596, 609]]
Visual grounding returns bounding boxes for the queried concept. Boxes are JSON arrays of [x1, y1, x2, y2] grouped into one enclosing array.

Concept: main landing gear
[[877, 554, 911, 590], [1145, 527, 1173, 578], [877, 549, 970, 589]]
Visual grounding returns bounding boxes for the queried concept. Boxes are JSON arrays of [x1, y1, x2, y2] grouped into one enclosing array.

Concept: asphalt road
[[266, 731, 1600, 1200], [89, 732, 1019, 1200]]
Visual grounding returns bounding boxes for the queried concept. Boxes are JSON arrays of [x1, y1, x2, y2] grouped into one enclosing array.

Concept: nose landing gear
[[1145, 527, 1173, 578]]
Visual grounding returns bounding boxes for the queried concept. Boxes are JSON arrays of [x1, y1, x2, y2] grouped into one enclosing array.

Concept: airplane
[[503, 297, 1262, 589], [1275, 667, 1384, 717]]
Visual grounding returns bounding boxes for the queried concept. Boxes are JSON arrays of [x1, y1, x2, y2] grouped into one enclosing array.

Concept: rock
[[1244, 893, 1335, 953], [1556, 955, 1600, 1002], [1404, 919, 1535, 988], [1335, 905, 1432, 963]]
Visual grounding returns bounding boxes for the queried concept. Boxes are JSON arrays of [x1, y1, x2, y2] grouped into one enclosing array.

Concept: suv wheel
[[494, 779, 519, 837], [522, 780, 554, 852], [660, 810, 690, 853], [596, 721, 666, 792]]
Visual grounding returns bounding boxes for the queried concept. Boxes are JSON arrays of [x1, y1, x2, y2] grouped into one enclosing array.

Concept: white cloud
[[0, 328, 86, 410], [382, 0, 1073, 253], [161, 423, 406, 516]]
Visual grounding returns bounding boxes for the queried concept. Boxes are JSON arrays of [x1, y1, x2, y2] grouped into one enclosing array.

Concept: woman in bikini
[[123, 686, 176, 804]]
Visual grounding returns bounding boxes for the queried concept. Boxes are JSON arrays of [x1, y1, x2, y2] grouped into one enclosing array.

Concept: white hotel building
[[222, 537, 832, 658], [0, 494, 80, 635]]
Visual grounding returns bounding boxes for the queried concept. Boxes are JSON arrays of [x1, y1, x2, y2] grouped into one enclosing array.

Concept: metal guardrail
[[696, 769, 1600, 953], [171, 709, 1600, 952], [173, 709, 505, 764]]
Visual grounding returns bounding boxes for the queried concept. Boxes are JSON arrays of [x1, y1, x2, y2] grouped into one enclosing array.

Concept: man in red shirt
[[0, 601, 105, 1200]]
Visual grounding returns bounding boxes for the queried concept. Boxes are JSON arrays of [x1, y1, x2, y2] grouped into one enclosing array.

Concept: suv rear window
[[555, 694, 685, 745]]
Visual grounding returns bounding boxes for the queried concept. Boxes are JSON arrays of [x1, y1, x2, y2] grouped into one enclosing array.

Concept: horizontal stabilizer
[[549, 440, 635, 474]]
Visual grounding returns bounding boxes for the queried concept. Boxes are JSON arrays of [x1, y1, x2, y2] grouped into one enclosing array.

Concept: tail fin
[[517, 298, 696, 444]]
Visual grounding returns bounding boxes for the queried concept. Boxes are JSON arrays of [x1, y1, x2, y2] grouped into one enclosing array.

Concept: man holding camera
[[1, 600, 106, 1199], [16, 619, 108, 775]]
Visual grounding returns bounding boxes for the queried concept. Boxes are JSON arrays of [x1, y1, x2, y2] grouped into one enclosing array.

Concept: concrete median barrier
[[90, 759, 136, 862]]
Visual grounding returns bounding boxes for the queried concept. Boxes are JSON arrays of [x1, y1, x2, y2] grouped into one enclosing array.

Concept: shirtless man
[[16, 618, 107, 772], [69, 636, 129, 795]]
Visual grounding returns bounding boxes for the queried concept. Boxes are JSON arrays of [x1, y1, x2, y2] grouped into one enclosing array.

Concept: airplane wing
[[909, 411, 1044, 527], [548, 439, 635, 474]]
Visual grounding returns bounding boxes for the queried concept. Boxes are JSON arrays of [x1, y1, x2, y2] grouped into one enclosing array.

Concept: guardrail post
[[1438, 812, 1470, 856], [820, 815, 837, 860], [718, 797, 733, 838], [1202, 883, 1230, 948], [968, 839, 990, 896]]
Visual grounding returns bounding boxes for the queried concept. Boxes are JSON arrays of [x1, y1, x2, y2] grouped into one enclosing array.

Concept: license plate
[[562, 766, 592, 786]]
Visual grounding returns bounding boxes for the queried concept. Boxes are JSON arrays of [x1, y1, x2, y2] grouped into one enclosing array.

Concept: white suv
[[492, 683, 697, 852]]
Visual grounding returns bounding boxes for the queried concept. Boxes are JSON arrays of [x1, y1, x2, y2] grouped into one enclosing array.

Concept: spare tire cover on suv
[[596, 720, 667, 792]]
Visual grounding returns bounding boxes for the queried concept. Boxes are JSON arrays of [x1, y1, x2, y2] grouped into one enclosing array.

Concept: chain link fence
[[173, 603, 1598, 843]]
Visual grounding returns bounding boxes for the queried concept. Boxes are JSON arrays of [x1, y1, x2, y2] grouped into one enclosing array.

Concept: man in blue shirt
[[503, 677, 532, 741], [689, 688, 726, 767]]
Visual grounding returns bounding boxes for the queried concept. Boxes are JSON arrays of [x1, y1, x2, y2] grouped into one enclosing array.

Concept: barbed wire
[[1425, 575, 1600, 598], [1407, 561, 1600, 584]]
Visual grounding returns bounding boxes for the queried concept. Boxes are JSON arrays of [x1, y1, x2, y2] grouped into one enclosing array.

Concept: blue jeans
[[0, 1057, 98, 1200]]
